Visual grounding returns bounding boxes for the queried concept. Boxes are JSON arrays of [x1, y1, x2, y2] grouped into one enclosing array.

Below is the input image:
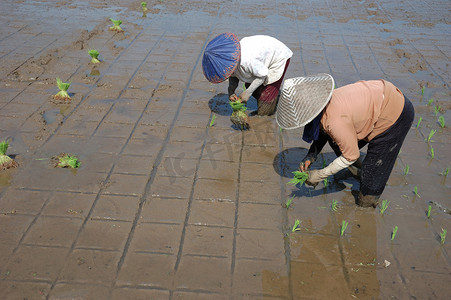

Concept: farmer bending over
[[276, 74, 415, 207], [202, 33, 293, 116]]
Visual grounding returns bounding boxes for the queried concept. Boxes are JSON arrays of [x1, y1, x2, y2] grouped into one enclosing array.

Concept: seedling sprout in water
[[427, 98, 434, 106], [331, 199, 338, 212], [429, 147, 434, 159], [292, 219, 301, 232], [88, 49, 100, 64], [285, 195, 295, 209], [443, 166, 450, 177], [380, 199, 389, 215], [287, 171, 309, 186], [0, 140, 18, 170], [323, 177, 329, 187], [209, 114, 216, 127], [340, 220, 349, 236], [440, 228, 447, 245], [426, 204, 432, 218], [413, 186, 421, 198], [404, 165, 409, 175], [434, 105, 441, 116], [438, 116, 445, 128], [416, 117, 422, 128], [52, 153, 80, 169], [53, 78, 71, 101], [427, 129, 436, 142], [391, 226, 398, 241], [109, 18, 124, 32]]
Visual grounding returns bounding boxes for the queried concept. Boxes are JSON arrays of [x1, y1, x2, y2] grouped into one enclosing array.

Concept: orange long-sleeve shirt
[[321, 80, 405, 161]]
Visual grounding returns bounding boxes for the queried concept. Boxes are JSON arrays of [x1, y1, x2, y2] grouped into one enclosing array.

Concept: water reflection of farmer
[[202, 33, 293, 116], [276, 74, 415, 207]]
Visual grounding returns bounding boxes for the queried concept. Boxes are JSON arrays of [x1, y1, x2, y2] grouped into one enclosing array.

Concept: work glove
[[306, 169, 327, 187], [239, 90, 251, 103]]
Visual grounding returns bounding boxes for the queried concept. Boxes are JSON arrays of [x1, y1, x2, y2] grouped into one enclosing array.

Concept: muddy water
[[0, 0, 450, 299]]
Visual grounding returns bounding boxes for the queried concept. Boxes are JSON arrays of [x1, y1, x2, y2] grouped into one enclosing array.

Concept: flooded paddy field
[[0, 0, 449, 299]]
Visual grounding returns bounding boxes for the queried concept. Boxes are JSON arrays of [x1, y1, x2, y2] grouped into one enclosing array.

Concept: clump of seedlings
[[53, 78, 71, 102], [391, 226, 398, 241], [291, 219, 301, 232], [0, 140, 18, 170], [229, 100, 249, 130], [109, 18, 124, 32], [88, 49, 101, 64], [440, 228, 447, 245], [380, 199, 389, 215], [287, 171, 309, 186], [438, 116, 445, 128], [340, 220, 349, 236], [141, 2, 148, 15], [52, 153, 80, 169]]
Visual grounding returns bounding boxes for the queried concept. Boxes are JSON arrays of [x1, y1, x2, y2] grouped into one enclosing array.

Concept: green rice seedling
[[209, 114, 216, 127], [323, 177, 329, 187], [88, 49, 100, 64], [413, 186, 421, 198], [52, 153, 80, 169], [53, 78, 71, 101], [421, 86, 425, 96], [391, 226, 398, 241], [438, 116, 445, 128], [426, 204, 432, 218], [443, 166, 450, 177], [440, 228, 447, 245], [427, 98, 434, 106], [229, 100, 249, 130], [380, 199, 389, 215], [287, 171, 309, 186], [331, 199, 338, 212], [0, 140, 18, 170], [340, 220, 349, 236], [429, 147, 434, 159], [426, 129, 436, 142], [404, 165, 410, 175], [285, 195, 295, 209], [416, 117, 422, 128], [109, 18, 124, 32], [141, 2, 148, 13], [434, 105, 441, 116], [292, 219, 301, 232]]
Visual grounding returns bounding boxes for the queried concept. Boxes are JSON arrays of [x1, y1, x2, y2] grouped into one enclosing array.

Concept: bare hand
[[229, 94, 239, 102], [299, 160, 312, 172]]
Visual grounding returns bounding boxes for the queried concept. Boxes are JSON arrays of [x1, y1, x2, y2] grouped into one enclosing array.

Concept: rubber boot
[[357, 192, 380, 208]]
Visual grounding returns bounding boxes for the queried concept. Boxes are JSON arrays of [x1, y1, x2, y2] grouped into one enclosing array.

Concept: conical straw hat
[[202, 33, 241, 83], [276, 73, 334, 130]]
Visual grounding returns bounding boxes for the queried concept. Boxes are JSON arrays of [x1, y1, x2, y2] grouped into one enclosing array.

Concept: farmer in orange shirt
[[276, 74, 415, 207]]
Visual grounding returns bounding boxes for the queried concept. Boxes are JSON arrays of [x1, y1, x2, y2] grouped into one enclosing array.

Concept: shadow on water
[[273, 147, 360, 198], [208, 93, 258, 116]]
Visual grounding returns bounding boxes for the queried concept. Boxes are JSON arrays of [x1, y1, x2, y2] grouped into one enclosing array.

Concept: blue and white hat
[[202, 33, 241, 83]]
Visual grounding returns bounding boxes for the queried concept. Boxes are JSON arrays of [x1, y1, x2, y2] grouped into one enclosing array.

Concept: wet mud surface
[[0, 0, 450, 299]]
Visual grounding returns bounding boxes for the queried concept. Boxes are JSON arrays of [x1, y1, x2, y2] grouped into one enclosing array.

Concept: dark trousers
[[327, 96, 415, 196]]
